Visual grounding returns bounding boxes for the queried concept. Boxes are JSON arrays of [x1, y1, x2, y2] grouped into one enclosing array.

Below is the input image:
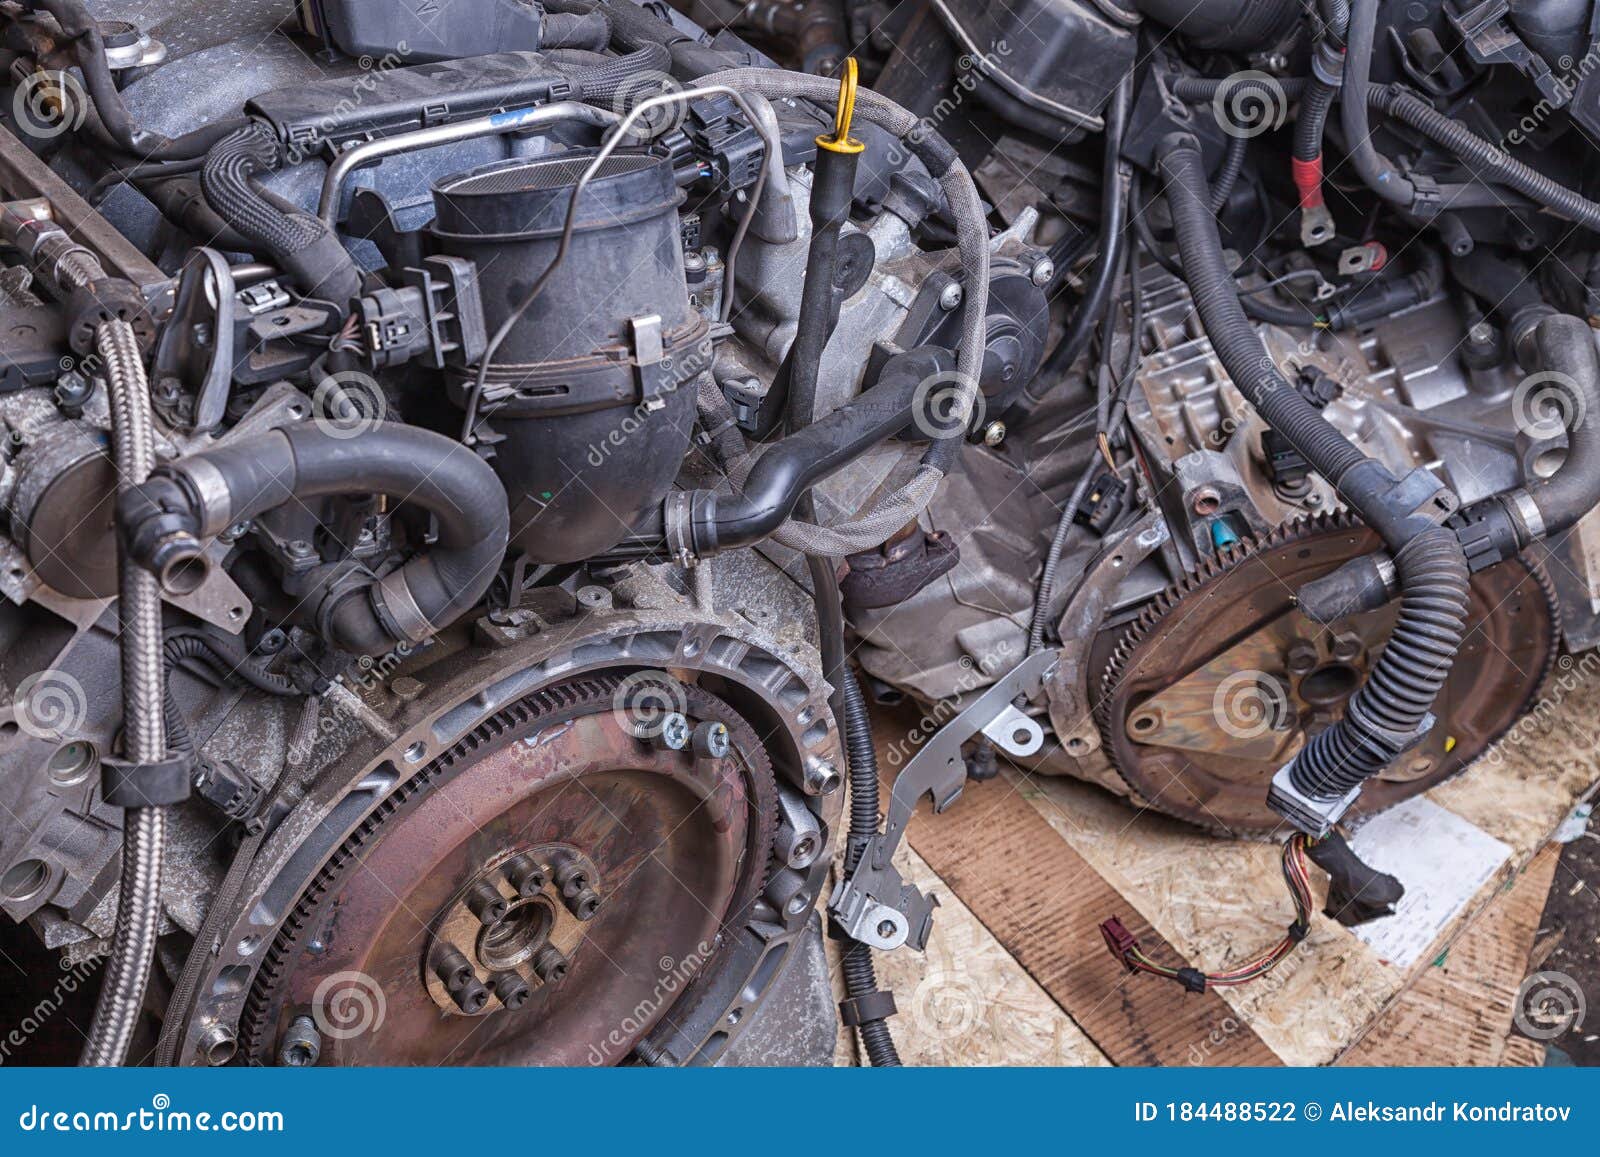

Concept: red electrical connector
[[1099, 916, 1141, 973]]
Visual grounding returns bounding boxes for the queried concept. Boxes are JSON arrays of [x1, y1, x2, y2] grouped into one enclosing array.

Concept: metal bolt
[[431, 945, 474, 992], [804, 757, 842, 796], [1468, 321, 1495, 345], [532, 944, 570, 983], [199, 1023, 238, 1067], [554, 861, 601, 921], [490, 971, 531, 1010], [1285, 640, 1319, 676], [276, 1016, 319, 1067], [655, 712, 690, 751], [287, 539, 315, 559], [690, 720, 731, 758], [1330, 630, 1364, 663], [467, 880, 510, 925], [938, 282, 963, 311], [452, 974, 490, 1014], [503, 854, 548, 897], [576, 584, 612, 610], [1029, 257, 1055, 286], [982, 421, 1007, 447]]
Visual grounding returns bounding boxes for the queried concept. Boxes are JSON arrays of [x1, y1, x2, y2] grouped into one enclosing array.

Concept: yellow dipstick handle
[[816, 58, 865, 155]]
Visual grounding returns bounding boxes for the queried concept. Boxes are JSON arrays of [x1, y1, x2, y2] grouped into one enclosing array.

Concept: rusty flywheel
[[1091, 511, 1559, 835], [238, 674, 776, 1065]]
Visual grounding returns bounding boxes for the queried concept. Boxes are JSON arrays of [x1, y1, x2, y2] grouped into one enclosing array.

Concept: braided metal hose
[[80, 319, 169, 1067]]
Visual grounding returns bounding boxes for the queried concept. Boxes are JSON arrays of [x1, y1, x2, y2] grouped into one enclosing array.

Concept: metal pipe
[[316, 101, 622, 225]]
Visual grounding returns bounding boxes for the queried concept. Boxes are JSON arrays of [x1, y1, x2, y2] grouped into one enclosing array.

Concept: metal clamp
[[828, 648, 1059, 951]]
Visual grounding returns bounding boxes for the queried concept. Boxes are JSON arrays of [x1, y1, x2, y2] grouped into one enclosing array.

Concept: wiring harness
[[1099, 834, 1316, 993]]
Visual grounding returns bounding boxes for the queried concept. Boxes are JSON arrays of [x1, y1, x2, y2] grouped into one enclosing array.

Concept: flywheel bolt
[[490, 971, 531, 1011], [503, 854, 548, 896], [532, 944, 570, 983], [655, 712, 691, 750], [467, 880, 509, 925], [276, 1015, 320, 1067], [691, 720, 731, 758]]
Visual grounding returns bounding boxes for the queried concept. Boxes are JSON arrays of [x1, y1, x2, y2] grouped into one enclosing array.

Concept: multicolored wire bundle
[[1100, 833, 1317, 993]]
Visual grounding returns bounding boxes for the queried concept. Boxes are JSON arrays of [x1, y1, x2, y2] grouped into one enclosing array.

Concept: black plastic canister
[[432, 149, 708, 563]]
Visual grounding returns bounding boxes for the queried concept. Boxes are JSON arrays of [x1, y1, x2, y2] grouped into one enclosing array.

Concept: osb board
[[861, 652, 1599, 1066], [829, 847, 1111, 1067], [876, 729, 1281, 1066], [1339, 845, 1561, 1066]]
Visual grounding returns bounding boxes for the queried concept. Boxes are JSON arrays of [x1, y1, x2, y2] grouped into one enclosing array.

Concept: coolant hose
[[120, 423, 509, 656], [690, 66, 992, 557], [1453, 313, 1600, 559], [79, 320, 171, 1067], [1020, 71, 1133, 414], [200, 124, 363, 306], [1158, 135, 1471, 812]]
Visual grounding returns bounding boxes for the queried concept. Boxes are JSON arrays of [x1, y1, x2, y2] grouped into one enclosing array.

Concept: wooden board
[[849, 659, 1600, 1066]]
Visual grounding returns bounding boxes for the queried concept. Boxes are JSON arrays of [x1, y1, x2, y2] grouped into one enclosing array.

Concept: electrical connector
[[1099, 916, 1141, 973]]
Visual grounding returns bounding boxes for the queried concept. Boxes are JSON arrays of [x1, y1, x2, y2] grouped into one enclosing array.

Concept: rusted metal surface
[[242, 676, 776, 1065], [1093, 512, 1559, 834]]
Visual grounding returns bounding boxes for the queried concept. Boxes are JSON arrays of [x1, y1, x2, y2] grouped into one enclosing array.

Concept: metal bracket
[[827, 648, 1059, 952]]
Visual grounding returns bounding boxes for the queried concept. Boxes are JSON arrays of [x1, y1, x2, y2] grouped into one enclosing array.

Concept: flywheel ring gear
[[1090, 510, 1559, 835], [237, 673, 778, 1065]]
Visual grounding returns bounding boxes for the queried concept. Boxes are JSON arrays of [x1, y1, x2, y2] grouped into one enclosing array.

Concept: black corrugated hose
[[839, 665, 902, 1067], [1157, 134, 1471, 804]]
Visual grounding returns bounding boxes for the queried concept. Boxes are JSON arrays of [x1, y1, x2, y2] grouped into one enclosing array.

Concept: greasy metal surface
[[243, 676, 775, 1066], [1093, 512, 1560, 834]]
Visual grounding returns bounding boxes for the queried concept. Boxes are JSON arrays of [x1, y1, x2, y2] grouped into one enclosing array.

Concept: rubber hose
[[200, 124, 363, 305], [79, 319, 168, 1068], [541, 10, 611, 51], [566, 43, 674, 104], [1517, 313, 1600, 537], [128, 424, 509, 656], [1159, 140, 1367, 479], [1026, 72, 1133, 405]]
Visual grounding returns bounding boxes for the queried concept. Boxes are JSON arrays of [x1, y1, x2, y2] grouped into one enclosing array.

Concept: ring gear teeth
[[237, 674, 779, 1062]]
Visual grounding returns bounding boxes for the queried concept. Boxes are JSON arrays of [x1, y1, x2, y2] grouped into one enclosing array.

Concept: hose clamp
[[179, 457, 235, 539], [1507, 488, 1547, 541], [374, 570, 436, 645]]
